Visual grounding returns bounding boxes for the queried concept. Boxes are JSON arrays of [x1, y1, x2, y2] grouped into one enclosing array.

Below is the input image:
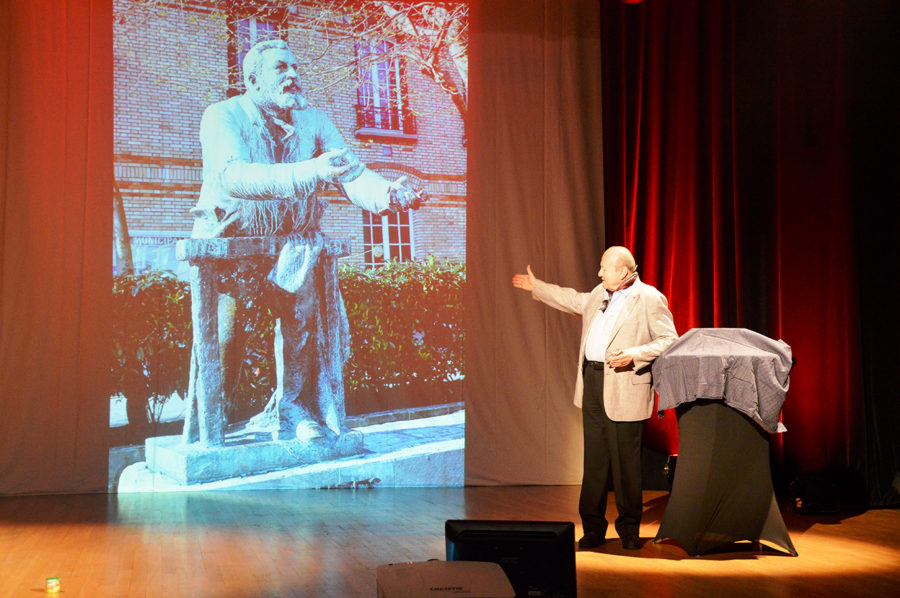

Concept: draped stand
[[655, 400, 797, 556], [651, 328, 797, 556]]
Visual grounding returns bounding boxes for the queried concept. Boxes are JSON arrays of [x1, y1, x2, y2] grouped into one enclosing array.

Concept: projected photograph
[[110, 0, 467, 492]]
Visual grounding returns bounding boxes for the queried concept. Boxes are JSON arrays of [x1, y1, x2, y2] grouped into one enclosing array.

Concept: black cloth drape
[[656, 401, 796, 556], [843, 0, 900, 507]]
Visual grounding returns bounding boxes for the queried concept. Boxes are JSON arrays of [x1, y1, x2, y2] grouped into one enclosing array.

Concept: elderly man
[[512, 247, 677, 550], [190, 39, 422, 442]]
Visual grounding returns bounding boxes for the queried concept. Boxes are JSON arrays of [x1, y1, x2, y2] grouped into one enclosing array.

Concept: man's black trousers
[[579, 364, 644, 539]]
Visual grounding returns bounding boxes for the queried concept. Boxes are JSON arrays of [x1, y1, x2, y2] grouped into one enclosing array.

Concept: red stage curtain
[[600, 0, 864, 472]]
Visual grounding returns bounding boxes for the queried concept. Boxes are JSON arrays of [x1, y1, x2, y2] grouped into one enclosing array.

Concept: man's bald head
[[603, 246, 637, 272], [598, 246, 637, 291]]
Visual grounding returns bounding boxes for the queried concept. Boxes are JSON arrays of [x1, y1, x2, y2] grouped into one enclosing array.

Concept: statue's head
[[243, 39, 308, 115]]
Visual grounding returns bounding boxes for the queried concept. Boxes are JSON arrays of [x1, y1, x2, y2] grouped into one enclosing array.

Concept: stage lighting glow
[[577, 527, 900, 577]]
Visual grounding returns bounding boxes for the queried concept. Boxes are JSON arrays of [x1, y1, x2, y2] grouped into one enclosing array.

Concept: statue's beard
[[257, 81, 308, 114]]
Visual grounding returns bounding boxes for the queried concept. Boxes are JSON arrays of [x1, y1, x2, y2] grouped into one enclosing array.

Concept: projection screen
[[110, 0, 467, 491]]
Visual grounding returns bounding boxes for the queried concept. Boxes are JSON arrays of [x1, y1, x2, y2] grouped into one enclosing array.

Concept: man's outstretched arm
[[512, 265, 592, 316]]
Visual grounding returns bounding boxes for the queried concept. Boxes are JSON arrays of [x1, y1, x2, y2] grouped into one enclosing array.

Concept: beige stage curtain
[[465, 0, 607, 485], [0, 0, 113, 494]]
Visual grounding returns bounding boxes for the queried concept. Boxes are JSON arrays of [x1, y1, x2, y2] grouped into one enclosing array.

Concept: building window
[[228, 15, 282, 97], [355, 41, 417, 139], [362, 210, 414, 267]]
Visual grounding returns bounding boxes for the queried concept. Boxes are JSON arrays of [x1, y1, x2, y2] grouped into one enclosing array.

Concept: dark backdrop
[[598, 0, 899, 506]]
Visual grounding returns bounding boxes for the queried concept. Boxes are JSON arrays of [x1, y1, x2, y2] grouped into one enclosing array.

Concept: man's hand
[[313, 148, 356, 184], [387, 175, 426, 212], [607, 349, 634, 368], [511, 265, 537, 292]]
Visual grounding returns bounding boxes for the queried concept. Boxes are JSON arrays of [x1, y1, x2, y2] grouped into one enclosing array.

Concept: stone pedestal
[[145, 427, 364, 485], [116, 410, 465, 491]]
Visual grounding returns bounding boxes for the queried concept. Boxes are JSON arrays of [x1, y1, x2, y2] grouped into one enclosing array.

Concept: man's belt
[[584, 359, 604, 370]]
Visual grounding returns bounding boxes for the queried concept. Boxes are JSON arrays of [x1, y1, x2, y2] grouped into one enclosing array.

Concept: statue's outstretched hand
[[386, 176, 426, 212], [512, 265, 537, 292], [313, 148, 356, 183]]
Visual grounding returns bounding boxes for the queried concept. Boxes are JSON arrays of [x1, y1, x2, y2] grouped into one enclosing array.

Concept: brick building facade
[[114, 0, 467, 273]]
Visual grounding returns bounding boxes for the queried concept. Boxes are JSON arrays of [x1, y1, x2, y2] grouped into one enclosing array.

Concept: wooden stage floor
[[1, 486, 897, 597]]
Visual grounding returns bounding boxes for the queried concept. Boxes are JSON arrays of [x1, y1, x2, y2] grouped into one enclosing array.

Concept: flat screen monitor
[[445, 519, 576, 598]]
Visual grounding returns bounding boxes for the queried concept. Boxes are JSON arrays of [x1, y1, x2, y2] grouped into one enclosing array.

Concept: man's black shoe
[[578, 531, 606, 550], [621, 535, 642, 550]]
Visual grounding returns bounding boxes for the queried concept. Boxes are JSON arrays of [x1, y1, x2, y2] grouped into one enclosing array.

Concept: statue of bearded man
[[188, 39, 422, 443]]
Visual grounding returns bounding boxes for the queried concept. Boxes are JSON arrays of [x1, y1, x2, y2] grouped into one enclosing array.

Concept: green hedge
[[339, 255, 465, 392], [111, 257, 465, 424], [112, 270, 191, 428]]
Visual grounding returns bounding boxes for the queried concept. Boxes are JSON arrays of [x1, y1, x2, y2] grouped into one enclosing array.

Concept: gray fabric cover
[[652, 328, 792, 433]]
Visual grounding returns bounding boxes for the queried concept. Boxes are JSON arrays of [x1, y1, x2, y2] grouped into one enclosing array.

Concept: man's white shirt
[[583, 284, 636, 362]]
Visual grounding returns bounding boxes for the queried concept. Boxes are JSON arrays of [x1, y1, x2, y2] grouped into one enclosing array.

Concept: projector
[[376, 560, 515, 598]]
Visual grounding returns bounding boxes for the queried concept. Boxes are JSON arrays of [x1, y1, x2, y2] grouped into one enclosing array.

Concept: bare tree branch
[[116, 1, 468, 122]]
